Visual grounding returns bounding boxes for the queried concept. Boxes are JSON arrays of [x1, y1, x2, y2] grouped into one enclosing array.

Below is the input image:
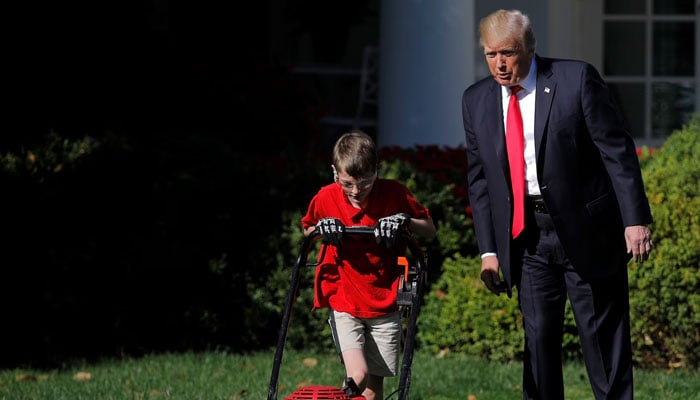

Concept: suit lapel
[[535, 56, 555, 163]]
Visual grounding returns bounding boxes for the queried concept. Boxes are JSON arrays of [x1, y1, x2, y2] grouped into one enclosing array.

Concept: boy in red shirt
[[302, 131, 436, 400]]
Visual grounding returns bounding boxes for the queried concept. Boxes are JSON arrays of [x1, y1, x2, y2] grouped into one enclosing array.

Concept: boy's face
[[336, 170, 376, 205]]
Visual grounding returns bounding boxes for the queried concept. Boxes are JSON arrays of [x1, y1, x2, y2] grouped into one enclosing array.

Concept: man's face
[[483, 39, 533, 87]]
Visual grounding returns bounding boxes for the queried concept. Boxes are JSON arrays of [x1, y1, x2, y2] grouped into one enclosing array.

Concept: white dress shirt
[[500, 58, 541, 196]]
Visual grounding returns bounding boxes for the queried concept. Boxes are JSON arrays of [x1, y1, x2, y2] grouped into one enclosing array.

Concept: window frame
[[601, 0, 698, 146]]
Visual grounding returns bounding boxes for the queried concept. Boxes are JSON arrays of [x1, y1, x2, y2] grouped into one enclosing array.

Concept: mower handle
[[311, 225, 373, 236], [308, 225, 407, 239]]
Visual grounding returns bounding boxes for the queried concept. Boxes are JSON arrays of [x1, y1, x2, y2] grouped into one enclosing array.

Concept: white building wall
[[377, 0, 555, 148], [377, 0, 474, 148]]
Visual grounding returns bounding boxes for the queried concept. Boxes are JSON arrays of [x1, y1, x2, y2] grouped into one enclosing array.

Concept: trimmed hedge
[[628, 114, 700, 369], [418, 253, 523, 361]]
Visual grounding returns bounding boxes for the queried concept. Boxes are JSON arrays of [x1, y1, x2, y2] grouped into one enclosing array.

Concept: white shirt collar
[[519, 57, 537, 93]]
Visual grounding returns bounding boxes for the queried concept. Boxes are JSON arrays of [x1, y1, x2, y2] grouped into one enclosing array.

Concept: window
[[602, 0, 696, 144]]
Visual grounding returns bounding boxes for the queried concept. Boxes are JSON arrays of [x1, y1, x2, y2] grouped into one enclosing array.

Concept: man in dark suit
[[461, 9, 653, 400]]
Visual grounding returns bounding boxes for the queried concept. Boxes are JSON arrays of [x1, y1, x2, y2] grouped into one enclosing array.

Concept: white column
[[377, 0, 474, 148]]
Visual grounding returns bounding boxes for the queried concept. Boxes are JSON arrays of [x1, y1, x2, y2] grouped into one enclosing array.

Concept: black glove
[[374, 213, 411, 247], [316, 218, 345, 246]]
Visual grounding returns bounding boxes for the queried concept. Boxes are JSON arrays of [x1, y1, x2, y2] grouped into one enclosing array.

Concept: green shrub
[[418, 253, 523, 361], [0, 130, 100, 179], [417, 253, 581, 362], [628, 115, 700, 369], [379, 156, 478, 267], [250, 208, 332, 353]]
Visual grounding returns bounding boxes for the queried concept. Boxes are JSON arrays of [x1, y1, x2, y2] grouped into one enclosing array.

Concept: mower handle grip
[[309, 225, 407, 239]]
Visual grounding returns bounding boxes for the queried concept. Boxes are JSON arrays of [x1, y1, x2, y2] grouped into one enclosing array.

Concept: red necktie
[[506, 85, 525, 238]]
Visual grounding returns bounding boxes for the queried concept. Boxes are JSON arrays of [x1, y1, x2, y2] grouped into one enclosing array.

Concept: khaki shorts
[[329, 310, 402, 377]]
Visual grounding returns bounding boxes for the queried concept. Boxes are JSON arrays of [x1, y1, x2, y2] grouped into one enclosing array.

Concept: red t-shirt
[[301, 179, 431, 318]]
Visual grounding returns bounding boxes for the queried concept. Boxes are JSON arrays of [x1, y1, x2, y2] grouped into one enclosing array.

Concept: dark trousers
[[516, 210, 633, 400]]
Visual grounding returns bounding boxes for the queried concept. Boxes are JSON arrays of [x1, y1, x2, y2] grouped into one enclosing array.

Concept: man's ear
[[332, 165, 338, 182]]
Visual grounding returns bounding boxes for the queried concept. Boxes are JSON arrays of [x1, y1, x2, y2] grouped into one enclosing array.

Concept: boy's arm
[[409, 217, 436, 239], [303, 225, 316, 237]]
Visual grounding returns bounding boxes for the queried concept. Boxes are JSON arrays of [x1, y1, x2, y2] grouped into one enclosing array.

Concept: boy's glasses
[[338, 174, 376, 190]]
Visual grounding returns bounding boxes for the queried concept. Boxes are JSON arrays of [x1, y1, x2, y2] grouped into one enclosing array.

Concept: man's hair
[[332, 131, 377, 177], [479, 9, 537, 52]]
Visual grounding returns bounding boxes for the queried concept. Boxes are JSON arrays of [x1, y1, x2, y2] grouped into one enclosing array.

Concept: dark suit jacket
[[462, 55, 652, 297]]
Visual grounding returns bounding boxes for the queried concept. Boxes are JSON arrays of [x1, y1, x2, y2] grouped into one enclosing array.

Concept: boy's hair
[[332, 131, 377, 177]]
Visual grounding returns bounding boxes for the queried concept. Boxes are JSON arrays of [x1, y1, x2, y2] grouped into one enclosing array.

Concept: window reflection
[[653, 0, 695, 14], [608, 83, 645, 138], [604, 21, 645, 76], [605, 0, 644, 14], [652, 82, 695, 137], [653, 22, 695, 76]]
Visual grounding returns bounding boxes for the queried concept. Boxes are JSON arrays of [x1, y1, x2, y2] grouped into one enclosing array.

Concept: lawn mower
[[267, 226, 429, 400]]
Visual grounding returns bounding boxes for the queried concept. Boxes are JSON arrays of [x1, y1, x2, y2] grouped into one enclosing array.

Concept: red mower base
[[283, 385, 364, 400]]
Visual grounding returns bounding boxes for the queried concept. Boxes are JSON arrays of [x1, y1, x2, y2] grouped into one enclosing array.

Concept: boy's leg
[[331, 311, 369, 391], [332, 310, 401, 398], [341, 348, 368, 392], [364, 375, 384, 400], [328, 311, 344, 363], [364, 311, 402, 377], [363, 311, 401, 399]]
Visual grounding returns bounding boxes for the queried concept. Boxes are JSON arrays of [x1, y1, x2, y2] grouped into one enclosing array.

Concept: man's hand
[[374, 213, 411, 247], [625, 225, 653, 264], [316, 218, 345, 246], [480, 255, 507, 295]]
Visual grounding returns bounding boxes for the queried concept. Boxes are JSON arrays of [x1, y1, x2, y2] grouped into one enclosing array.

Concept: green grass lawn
[[1, 349, 698, 400]]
